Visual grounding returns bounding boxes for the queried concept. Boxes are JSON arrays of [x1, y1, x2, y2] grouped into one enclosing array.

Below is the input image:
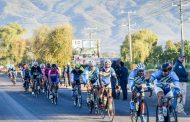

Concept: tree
[[32, 26, 50, 62], [163, 40, 179, 63], [146, 45, 164, 66], [0, 23, 26, 65], [33, 24, 73, 67], [121, 29, 158, 63]]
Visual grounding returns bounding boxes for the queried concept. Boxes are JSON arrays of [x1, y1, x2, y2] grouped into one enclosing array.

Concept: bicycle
[[24, 78, 30, 92], [73, 84, 82, 108], [10, 71, 16, 85], [130, 86, 152, 122], [156, 95, 180, 122], [87, 85, 99, 114], [50, 82, 58, 105], [98, 87, 115, 122], [33, 77, 41, 97]]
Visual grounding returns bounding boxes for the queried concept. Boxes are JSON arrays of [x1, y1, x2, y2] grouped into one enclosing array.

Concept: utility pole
[[127, 11, 136, 63], [173, 0, 189, 55], [85, 27, 97, 57]]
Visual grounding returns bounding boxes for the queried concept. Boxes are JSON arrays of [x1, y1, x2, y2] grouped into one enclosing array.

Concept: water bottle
[[130, 101, 135, 110], [162, 106, 167, 116]]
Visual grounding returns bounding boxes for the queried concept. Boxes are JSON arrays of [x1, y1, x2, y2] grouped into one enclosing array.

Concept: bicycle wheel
[[108, 97, 115, 122], [99, 103, 105, 119], [140, 100, 149, 122], [167, 105, 177, 122], [131, 110, 138, 122], [34, 82, 38, 97], [78, 95, 82, 108], [156, 105, 165, 122]]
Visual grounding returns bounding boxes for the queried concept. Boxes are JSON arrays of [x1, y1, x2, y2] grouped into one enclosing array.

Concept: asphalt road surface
[[0, 74, 190, 122]]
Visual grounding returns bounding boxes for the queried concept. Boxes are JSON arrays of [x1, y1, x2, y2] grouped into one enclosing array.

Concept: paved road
[[0, 74, 190, 122]]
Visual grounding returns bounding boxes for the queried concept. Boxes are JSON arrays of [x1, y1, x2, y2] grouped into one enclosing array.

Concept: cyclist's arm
[[111, 68, 119, 86], [70, 72, 74, 84], [171, 71, 181, 90], [128, 71, 135, 91]]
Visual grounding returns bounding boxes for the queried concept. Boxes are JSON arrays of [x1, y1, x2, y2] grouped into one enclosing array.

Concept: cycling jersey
[[43, 67, 51, 77], [48, 69, 60, 83], [71, 69, 83, 85], [23, 69, 31, 79], [128, 69, 148, 91], [83, 66, 99, 86], [99, 67, 118, 88], [31, 66, 42, 79], [150, 70, 180, 95]]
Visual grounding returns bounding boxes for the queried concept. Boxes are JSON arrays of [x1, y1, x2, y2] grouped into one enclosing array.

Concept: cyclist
[[31, 62, 43, 95], [71, 64, 83, 105], [128, 63, 151, 121], [23, 64, 31, 91], [8, 64, 17, 85], [149, 63, 181, 122], [84, 61, 100, 111], [99, 59, 119, 115], [48, 64, 60, 99], [42, 63, 51, 92]]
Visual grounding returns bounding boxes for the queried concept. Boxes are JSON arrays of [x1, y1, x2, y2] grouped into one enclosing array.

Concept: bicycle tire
[[167, 105, 178, 122], [131, 110, 138, 122], [78, 95, 82, 108], [99, 104, 105, 119], [156, 105, 159, 122], [140, 100, 149, 122]]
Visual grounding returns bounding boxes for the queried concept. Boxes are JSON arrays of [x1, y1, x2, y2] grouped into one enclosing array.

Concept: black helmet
[[162, 63, 172, 72], [47, 63, 50, 68], [51, 64, 57, 68]]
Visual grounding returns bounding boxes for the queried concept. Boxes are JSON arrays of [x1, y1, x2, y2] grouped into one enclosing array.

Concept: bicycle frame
[[156, 96, 178, 122], [131, 87, 152, 122]]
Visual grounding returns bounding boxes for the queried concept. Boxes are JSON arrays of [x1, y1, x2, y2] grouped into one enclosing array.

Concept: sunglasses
[[162, 69, 169, 72], [138, 70, 144, 72]]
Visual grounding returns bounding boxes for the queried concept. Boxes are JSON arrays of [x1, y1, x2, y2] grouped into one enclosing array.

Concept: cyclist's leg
[[108, 88, 113, 108], [94, 85, 99, 108], [87, 84, 91, 104], [155, 86, 165, 121], [99, 86, 104, 105], [130, 90, 136, 111]]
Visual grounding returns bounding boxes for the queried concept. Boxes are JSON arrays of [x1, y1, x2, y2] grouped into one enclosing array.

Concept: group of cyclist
[[70, 59, 183, 121], [8, 62, 61, 98], [7, 58, 184, 121]]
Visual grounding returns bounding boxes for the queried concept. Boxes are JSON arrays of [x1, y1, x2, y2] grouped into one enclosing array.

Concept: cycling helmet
[[51, 64, 57, 69], [33, 61, 38, 66], [40, 63, 45, 69], [136, 63, 145, 70], [162, 63, 172, 72], [75, 64, 81, 69], [104, 59, 112, 66], [46, 63, 50, 68], [89, 60, 95, 67]]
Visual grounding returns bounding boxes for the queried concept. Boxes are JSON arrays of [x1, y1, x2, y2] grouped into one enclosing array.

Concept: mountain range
[[0, 0, 190, 55]]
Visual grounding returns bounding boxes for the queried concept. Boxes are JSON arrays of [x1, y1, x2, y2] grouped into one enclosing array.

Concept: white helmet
[[40, 63, 45, 69], [136, 63, 145, 70], [33, 61, 38, 66], [89, 60, 95, 67], [104, 59, 112, 66]]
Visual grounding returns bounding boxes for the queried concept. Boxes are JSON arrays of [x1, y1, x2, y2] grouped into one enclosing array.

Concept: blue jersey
[[128, 69, 147, 90], [150, 70, 180, 90], [99, 67, 118, 86], [83, 66, 99, 85]]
